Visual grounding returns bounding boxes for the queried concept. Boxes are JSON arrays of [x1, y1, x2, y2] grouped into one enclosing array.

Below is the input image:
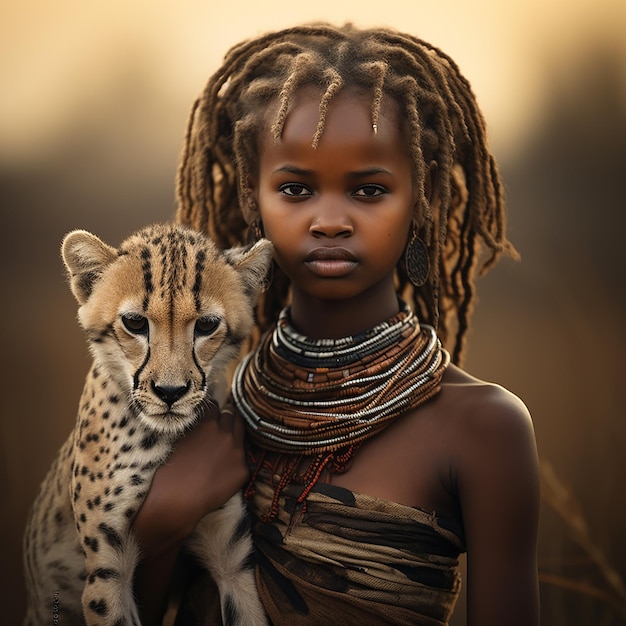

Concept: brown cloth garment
[[175, 471, 465, 626]]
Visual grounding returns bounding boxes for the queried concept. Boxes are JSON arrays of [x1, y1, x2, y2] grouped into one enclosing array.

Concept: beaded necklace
[[232, 301, 450, 519]]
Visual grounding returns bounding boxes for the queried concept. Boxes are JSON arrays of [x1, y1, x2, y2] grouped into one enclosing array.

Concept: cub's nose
[[151, 381, 191, 407]]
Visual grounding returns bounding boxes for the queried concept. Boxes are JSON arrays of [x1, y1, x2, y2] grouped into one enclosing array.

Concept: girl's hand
[[132, 399, 248, 625]]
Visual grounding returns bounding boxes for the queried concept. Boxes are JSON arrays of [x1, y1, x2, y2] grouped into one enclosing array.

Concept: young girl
[[133, 23, 540, 625]]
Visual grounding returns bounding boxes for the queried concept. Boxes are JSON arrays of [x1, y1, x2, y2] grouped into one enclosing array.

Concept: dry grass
[[539, 459, 626, 623]]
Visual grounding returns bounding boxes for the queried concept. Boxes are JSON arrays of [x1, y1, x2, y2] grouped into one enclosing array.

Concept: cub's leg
[[70, 438, 165, 625], [78, 525, 141, 626], [187, 494, 268, 626], [23, 436, 85, 625], [75, 484, 143, 626]]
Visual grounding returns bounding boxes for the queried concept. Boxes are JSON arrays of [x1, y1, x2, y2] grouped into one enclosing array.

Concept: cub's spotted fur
[[23, 223, 272, 626]]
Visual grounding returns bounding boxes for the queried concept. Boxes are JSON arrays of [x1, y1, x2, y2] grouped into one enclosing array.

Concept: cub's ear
[[61, 230, 118, 305], [223, 238, 274, 299]]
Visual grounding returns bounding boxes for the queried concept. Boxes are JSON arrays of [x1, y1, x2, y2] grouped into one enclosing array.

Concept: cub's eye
[[195, 316, 221, 336], [121, 314, 149, 335]]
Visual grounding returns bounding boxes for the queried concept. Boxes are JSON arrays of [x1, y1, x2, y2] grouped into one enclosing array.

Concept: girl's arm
[[457, 385, 540, 626], [132, 403, 249, 625]]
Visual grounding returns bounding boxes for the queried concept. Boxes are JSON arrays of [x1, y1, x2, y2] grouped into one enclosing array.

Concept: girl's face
[[254, 89, 418, 307]]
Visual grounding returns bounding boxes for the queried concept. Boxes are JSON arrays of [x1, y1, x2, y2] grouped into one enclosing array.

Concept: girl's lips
[[304, 247, 358, 278]]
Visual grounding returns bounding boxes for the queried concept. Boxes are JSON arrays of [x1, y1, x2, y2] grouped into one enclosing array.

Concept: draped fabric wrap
[[249, 477, 465, 625], [175, 475, 465, 626]]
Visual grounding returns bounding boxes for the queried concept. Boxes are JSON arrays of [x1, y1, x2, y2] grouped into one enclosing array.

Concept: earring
[[405, 224, 429, 287], [247, 218, 264, 244]]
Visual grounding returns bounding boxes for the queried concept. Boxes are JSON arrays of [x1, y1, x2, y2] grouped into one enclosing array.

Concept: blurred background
[[2, 0, 625, 624]]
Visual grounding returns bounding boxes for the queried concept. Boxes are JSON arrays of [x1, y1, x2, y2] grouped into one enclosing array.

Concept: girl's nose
[[309, 203, 354, 238]]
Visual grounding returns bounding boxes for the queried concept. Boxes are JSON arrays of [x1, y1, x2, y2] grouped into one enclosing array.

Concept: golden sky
[[1, 0, 625, 163]]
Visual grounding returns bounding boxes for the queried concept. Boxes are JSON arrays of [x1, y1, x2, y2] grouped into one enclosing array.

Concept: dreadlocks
[[176, 23, 517, 364]]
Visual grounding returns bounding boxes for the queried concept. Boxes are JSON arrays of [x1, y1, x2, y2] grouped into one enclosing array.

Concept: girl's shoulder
[[436, 364, 539, 523], [330, 362, 537, 518], [432, 363, 537, 484], [438, 363, 533, 436], [391, 363, 538, 490]]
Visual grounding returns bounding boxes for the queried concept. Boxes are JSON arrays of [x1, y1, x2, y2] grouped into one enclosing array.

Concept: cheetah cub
[[23, 223, 272, 626]]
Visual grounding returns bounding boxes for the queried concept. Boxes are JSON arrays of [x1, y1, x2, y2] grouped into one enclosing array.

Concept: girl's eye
[[195, 316, 221, 336], [354, 184, 386, 198], [279, 183, 312, 197], [121, 314, 149, 335]]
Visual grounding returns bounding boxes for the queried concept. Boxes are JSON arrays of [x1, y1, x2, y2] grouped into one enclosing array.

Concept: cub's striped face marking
[[62, 223, 272, 435]]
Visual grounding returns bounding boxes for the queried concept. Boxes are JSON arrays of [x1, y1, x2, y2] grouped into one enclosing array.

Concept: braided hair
[[176, 23, 517, 364]]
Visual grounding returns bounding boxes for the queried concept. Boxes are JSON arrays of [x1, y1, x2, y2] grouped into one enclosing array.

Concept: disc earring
[[405, 225, 429, 287], [247, 218, 264, 244]]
